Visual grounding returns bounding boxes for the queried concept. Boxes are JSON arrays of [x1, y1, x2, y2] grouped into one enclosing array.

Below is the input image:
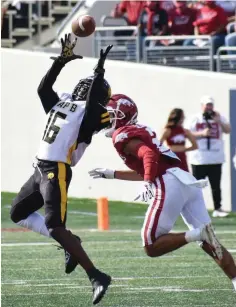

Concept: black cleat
[[91, 272, 111, 305], [65, 235, 82, 274]]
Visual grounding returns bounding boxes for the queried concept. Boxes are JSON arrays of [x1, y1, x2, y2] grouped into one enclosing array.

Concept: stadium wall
[[1, 49, 235, 211]]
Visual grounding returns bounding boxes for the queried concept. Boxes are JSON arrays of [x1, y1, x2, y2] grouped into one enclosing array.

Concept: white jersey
[[186, 113, 228, 165], [37, 93, 88, 167]]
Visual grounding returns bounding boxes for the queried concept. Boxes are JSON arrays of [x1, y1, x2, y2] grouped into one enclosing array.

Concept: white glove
[[89, 168, 115, 179], [134, 181, 155, 202]]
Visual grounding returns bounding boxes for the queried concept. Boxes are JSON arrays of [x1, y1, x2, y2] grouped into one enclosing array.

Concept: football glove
[[50, 33, 83, 63], [134, 181, 155, 203], [89, 168, 115, 179], [94, 45, 113, 74]]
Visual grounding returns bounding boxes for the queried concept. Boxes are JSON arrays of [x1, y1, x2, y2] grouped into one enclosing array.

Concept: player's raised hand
[[50, 33, 83, 63], [94, 45, 113, 73], [89, 168, 115, 179]]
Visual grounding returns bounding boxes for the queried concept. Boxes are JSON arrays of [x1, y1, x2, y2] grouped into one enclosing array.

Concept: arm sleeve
[[78, 71, 110, 144], [118, 0, 127, 13], [37, 59, 65, 114], [133, 143, 160, 182]]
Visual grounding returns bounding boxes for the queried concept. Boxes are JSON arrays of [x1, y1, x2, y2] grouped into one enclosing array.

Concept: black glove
[[94, 45, 113, 74], [50, 33, 83, 64]]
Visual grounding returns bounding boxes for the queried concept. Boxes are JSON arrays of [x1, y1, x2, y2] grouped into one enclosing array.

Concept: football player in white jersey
[[10, 34, 112, 305]]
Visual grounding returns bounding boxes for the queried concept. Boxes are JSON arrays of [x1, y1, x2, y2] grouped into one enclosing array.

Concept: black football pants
[[10, 160, 72, 229]]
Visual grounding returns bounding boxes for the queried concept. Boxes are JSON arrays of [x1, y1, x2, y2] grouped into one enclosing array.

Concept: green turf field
[[1, 192, 236, 307]]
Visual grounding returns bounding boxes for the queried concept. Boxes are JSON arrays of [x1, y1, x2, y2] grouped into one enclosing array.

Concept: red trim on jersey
[[144, 177, 165, 245], [150, 177, 165, 243]]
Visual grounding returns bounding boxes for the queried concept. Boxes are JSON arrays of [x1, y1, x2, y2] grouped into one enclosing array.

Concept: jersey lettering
[[56, 101, 78, 113], [70, 104, 77, 112], [136, 125, 179, 160]]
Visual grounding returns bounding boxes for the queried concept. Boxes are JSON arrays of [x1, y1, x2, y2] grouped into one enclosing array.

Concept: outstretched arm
[[78, 45, 113, 144], [38, 34, 83, 114], [85, 45, 113, 111], [37, 59, 65, 114], [89, 168, 143, 181]]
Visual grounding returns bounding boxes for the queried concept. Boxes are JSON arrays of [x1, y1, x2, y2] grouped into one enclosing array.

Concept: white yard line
[[1, 275, 220, 285], [1, 243, 52, 247], [2, 228, 236, 234]]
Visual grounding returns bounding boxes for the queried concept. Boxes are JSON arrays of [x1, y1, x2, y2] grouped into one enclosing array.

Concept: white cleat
[[212, 209, 229, 218], [200, 224, 223, 260]]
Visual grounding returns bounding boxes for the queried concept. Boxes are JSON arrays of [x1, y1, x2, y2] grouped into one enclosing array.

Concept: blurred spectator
[[111, 0, 145, 36], [169, 1, 197, 39], [216, 0, 236, 23], [112, 0, 145, 26], [1, 1, 9, 28], [126, 1, 169, 60], [160, 0, 175, 13], [160, 108, 197, 172], [185, 0, 227, 55], [139, 1, 169, 37], [225, 23, 236, 67], [187, 95, 231, 217]]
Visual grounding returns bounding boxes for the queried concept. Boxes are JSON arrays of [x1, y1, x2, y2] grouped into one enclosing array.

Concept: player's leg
[[10, 170, 49, 237], [181, 187, 236, 288], [40, 161, 111, 304], [141, 174, 204, 257]]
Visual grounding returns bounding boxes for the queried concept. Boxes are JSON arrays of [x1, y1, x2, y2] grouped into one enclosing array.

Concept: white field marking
[[228, 249, 236, 253], [2, 288, 233, 296], [2, 227, 236, 234], [10, 283, 128, 288], [126, 287, 233, 293], [1, 275, 218, 285], [1, 243, 51, 247], [68, 210, 97, 216]]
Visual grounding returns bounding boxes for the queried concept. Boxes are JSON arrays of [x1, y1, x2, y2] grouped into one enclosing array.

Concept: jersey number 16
[[42, 110, 67, 144]]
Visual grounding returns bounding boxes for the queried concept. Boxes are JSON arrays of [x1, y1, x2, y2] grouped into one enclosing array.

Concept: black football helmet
[[72, 76, 111, 106]]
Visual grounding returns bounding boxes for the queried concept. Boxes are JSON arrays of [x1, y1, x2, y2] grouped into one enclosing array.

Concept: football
[[71, 15, 96, 37]]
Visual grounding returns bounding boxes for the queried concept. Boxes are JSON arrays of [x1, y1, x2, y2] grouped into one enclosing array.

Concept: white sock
[[17, 212, 50, 238], [185, 228, 201, 243], [232, 277, 236, 291]]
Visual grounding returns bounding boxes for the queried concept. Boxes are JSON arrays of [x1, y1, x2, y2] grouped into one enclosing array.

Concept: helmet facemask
[[105, 101, 138, 137], [105, 105, 125, 137]]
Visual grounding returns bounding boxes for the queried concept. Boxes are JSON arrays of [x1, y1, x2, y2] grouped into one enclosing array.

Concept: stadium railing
[[1, 0, 75, 48], [93, 29, 214, 71], [216, 47, 236, 74], [93, 26, 140, 62], [143, 35, 213, 71]]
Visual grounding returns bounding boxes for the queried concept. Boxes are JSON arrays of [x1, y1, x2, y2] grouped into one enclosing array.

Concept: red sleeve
[[118, 0, 127, 13], [218, 7, 227, 26], [133, 143, 159, 182]]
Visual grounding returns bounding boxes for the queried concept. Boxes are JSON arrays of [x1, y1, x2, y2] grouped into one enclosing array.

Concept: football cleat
[[91, 271, 111, 305], [200, 223, 223, 260]]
